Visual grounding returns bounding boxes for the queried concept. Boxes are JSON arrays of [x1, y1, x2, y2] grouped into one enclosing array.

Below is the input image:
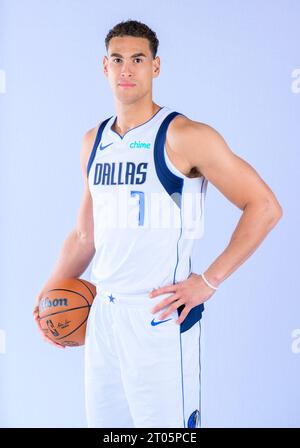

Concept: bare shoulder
[[168, 113, 221, 146], [167, 113, 230, 176], [166, 114, 215, 178]]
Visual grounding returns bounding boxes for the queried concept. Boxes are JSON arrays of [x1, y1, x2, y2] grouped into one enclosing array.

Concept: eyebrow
[[109, 52, 147, 58]]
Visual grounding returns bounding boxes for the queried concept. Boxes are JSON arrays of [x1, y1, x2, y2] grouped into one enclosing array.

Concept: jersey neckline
[[107, 106, 168, 140]]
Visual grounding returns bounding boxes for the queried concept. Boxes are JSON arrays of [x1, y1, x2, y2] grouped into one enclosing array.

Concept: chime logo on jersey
[[129, 141, 151, 149], [93, 162, 148, 185]]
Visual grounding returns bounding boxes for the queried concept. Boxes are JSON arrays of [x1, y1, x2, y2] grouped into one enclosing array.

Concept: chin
[[116, 94, 139, 105]]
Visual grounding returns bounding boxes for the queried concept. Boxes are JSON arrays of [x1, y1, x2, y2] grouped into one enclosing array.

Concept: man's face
[[103, 36, 160, 105]]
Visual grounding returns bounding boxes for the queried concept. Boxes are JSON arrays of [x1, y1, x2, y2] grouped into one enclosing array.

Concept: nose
[[120, 60, 134, 77]]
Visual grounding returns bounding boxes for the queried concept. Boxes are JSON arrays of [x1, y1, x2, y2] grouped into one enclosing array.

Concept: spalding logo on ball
[[38, 278, 96, 347]]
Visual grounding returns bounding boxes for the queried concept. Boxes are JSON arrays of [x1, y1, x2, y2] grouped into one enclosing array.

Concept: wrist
[[201, 272, 220, 290]]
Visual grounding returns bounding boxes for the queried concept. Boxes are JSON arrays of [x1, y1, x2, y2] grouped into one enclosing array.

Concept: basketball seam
[[76, 278, 95, 300], [46, 288, 90, 307], [39, 305, 90, 320]]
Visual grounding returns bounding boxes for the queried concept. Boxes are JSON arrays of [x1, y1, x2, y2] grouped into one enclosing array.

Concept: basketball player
[[33, 20, 283, 427]]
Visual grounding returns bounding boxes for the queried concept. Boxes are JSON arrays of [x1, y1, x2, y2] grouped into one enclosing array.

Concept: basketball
[[38, 278, 96, 347]]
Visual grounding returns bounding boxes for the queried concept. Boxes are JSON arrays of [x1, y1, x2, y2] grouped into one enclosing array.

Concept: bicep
[[188, 124, 281, 211]]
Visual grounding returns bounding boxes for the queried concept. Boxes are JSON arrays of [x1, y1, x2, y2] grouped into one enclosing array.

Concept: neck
[[112, 99, 162, 136]]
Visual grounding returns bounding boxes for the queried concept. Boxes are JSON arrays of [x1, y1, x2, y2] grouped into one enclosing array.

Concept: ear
[[103, 55, 108, 76], [153, 56, 160, 77]]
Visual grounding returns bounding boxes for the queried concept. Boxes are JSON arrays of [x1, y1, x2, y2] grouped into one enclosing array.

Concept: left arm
[[150, 121, 283, 324], [185, 121, 283, 287]]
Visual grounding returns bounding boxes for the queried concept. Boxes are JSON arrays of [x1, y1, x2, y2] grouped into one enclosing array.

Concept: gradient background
[[0, 0, 299, 428]]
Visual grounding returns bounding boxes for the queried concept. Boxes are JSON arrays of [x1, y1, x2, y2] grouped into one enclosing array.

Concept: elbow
[[275, 205, 283, 220], [75, 229, 95, 247], [270, 199, 283, 221], [266, 200, 283, 228], [247, 197, 283, 227]]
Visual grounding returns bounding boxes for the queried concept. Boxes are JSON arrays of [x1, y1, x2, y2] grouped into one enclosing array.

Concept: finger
[[53, 342, 65, 349], [43, 336, 65, 349], [36, 320, 65, 349], [175, 306, 191, 325], [149, 284, 178, 298], [48, 341, 65, 349], [33, 310, 40, 319], [158, 299, 185, 320], [151, 294, 180, 313]]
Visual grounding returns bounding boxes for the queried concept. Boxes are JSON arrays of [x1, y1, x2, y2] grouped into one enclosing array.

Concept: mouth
[[118, 83, 136, 88]]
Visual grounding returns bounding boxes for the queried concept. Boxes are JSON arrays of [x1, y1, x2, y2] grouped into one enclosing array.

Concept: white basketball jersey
[[87, 106, 208, 327]]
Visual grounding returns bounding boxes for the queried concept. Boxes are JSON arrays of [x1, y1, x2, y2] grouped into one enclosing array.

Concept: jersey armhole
[[163, 114, 207, 183]]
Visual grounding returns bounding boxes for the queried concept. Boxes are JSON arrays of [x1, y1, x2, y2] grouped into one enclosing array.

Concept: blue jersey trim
[[153, 113, 205, 332], [179, 297, 204, 333], [86, 117, 113, 178], [153, 111, 184, 208], [173, 183, 184, 284], [177, 208, 204, 333], [110, 106, 165, 140]]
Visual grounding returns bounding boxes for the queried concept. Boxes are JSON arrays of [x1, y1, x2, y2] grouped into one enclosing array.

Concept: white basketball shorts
[[84, 288, 202, 428]]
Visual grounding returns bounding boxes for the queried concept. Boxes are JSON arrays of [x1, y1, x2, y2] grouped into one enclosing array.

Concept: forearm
[[203, 201, 282, 288], [42, 229, 95, 291]]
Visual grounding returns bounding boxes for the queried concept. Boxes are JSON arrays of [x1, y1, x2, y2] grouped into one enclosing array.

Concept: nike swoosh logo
[[99, 142, 113, 151], [151, 317, 172, 326]]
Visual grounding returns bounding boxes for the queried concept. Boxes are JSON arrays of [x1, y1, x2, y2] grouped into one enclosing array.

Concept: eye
[[134, 58, 143, 63]]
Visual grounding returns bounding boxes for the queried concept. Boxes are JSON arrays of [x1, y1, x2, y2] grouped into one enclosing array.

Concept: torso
[[86, 107, 209, 296]]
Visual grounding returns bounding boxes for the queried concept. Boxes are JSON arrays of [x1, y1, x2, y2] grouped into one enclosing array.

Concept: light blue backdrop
[[0, 0, 299, 428]]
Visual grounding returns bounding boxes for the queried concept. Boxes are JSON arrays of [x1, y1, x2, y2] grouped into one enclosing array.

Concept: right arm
[[33, 124, 100, 348]]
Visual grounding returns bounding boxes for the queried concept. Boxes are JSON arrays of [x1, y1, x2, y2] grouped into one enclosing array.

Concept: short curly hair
[[105, 19, 159, 59]]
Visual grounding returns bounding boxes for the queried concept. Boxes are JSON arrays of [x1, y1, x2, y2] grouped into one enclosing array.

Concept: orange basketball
[[38, 278, 96, 347]]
